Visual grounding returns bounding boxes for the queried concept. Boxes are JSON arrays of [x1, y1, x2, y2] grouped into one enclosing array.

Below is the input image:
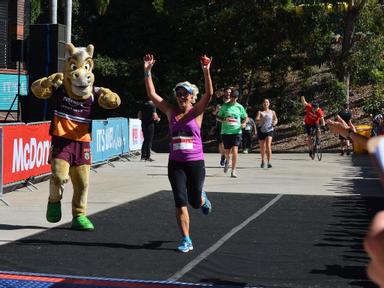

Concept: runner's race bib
[[172, 130, 194, 151], [226, 117, 239, 126]]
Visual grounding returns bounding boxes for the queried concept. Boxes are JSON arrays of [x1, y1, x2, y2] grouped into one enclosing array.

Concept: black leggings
[[242, 130, 252, 149], [168, 160, 205, 208], [141, 123, 154, 159]]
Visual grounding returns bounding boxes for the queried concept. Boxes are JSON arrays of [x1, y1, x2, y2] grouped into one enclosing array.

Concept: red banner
[[2, 123, 51, 185]]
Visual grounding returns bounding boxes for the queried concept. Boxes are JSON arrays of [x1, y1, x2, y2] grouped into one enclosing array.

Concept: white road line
[[167, 194, 283, 282]]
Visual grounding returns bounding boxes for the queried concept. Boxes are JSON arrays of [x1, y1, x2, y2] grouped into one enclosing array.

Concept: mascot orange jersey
[[51, 86, 102, 142]]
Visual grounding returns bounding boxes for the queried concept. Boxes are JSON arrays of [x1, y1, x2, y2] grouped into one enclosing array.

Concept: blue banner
[[90, 118, 129, 164], [0, 127, 3, 196], [0, 73, 28, 110]]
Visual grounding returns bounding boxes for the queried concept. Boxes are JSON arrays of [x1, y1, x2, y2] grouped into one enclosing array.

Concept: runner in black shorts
[[217, 89, 247, 178], [211, 88, 231, 166], [256, 98, 278, 168], [143, 53, 213, 253], [168, 160, 205, 208]]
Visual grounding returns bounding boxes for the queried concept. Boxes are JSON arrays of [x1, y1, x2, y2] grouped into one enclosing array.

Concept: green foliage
[[274, 92, 302, 123], [363, 87, 384, 115], [152, 0, 167, 14], [292, 118, 306, 134], [348, 0, 384, 84], [94, 55, 129, 78], [322, 79, 347, 115], [371, 66, 384, 84], [30, 0, 81, 25], [96, 0, 110, 16], [30, 0, 42, 24]]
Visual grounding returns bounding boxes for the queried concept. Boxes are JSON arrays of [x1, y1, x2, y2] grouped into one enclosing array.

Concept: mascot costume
[[31, 43, 121, 230]]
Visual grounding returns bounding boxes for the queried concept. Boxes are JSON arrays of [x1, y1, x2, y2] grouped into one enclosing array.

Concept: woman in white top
[[256, 98, 278, 168]]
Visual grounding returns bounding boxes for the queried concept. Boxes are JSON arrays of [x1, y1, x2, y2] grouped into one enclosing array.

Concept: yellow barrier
[[353, 124, 372, 154]]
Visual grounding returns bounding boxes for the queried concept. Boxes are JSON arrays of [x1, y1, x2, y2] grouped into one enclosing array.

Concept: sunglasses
[[176, 91, 190, 98]]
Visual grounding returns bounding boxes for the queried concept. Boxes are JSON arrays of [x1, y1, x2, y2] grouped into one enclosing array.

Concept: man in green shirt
[[217, 89, 248, 178]]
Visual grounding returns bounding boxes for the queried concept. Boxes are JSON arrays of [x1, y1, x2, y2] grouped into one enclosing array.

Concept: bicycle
[[309, 127, 322, 161]]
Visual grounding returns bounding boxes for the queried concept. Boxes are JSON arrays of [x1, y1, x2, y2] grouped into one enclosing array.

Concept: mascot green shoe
[[71, 215, 94, 231], [46, 202, 62, 223]]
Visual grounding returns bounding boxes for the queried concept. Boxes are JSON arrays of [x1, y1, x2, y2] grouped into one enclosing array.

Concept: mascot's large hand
[[31, 73, 64, 99], [98, 87, 121, 109]]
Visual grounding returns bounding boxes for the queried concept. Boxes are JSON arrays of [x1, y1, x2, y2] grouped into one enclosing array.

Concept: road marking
[[167, 194, 283, 282]]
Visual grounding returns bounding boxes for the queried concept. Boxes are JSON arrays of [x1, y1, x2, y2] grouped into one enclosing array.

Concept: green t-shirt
[[217, 102, 247, 135]]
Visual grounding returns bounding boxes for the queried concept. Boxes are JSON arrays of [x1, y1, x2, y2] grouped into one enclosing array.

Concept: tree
[[336, 0, 368, 105], [96, 0, 110, 16]]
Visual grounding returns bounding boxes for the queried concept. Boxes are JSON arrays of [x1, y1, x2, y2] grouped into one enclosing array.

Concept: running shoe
[[231, 170, 237, 178], [243, 149, 248, 154], [178, 239, 193, 253], [146, 158, 155, 162], [220, 155, 226, 166], [224, 160, 229, 173], [260, 162, 265, 168], [267, 163, 272, 168], [201, 191, 212, 215], [346, 148, 351, 155]]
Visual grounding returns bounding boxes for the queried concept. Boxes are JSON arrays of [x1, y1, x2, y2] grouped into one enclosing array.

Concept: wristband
[[144, 71, 151, 78]]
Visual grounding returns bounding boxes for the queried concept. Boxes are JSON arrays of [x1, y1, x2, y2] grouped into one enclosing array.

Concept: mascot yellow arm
[[98, 87, 121, 109], [31, 73, 64, 99]]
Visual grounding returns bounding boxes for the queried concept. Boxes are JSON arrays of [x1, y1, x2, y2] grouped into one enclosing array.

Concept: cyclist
[[301, 96, 325, 158]]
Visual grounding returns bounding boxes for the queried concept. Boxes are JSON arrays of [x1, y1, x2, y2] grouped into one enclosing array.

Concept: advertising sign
[[0, 127, 3, 196], [90, 118, 129, 164], [2, 122, 51, 185], [0, 73, 28, 110], [128, 118, 143, 151]]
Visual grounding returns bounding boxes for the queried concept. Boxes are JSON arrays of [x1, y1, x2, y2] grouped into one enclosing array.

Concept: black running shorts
[[168, 160, 205, 208]]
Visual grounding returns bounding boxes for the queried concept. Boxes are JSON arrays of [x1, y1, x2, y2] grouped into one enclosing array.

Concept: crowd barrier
[[0, 118, 143, 202], [91, 118, 129, 164]]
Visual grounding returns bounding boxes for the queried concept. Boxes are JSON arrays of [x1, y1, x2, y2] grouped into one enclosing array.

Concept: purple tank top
[[169, 108, 204, 162]]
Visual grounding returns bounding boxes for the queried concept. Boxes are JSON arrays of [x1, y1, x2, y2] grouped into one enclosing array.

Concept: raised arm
[[193, 55, 213, 116], [143, 54, 172, 117], [327, 115, 368, 150], [301, 95, 308, 107], [320, 116, 326, 127]]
